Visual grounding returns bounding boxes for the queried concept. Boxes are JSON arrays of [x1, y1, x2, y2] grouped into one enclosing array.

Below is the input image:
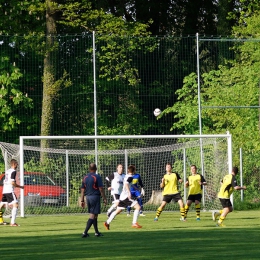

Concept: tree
[[161, 11, 260, 178], [0, 55, 33, 135]]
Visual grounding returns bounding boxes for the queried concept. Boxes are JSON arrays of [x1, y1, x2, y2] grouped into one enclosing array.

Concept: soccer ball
[[153, 108, 161, 117]]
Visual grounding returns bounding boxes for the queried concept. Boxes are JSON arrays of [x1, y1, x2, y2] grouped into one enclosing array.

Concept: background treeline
[[0, 0, 260, 206]]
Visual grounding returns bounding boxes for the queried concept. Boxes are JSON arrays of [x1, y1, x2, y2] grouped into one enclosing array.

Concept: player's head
[[232, 166, 238, 175], [190, 165, 197, 174], [89, 163, 97, 172], [165, 163, 172, 172], [117, 164, 123, 174], [10, 159, 18, 169], [127, 165, 136, 174]]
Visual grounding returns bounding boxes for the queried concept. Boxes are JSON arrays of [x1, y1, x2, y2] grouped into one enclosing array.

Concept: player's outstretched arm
[[12, 181, 24, 189], [160, 178, 165, 188], [234, 185, 246, 191]]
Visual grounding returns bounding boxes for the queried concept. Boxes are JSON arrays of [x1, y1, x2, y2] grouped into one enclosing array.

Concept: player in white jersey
[[0, 159, 24, 226], [105, 164, 125, 217], [104, 165, 142, 230]]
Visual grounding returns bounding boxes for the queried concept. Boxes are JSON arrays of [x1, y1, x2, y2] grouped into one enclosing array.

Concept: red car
[[0, 172, 66, 206]]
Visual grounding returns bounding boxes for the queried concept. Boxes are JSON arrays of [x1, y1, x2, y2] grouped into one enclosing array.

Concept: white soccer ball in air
[[153, 108, 161, 117]]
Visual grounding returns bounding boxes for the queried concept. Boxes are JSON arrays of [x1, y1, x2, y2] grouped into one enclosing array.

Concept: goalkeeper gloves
[[141, 188, 145, 196]]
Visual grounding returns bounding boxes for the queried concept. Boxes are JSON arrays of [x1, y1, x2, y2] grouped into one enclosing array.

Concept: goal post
[[13, 134, 232, 217], [0, 134, 232, 217]]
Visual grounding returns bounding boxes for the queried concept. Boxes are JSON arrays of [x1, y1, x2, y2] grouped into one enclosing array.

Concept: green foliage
[[59, 0, 155, 86], [158, 72, 200, 134], [0, 55, 33, 131], [233, 198, 260, 210], [228, 0, 260, 28], [163, 12, 260, 179], [0, 0, 45, 35], [24, 157, 66, 181]]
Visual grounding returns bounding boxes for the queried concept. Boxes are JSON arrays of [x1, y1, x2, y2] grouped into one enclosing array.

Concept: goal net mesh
[[0, 136, 229, 216]]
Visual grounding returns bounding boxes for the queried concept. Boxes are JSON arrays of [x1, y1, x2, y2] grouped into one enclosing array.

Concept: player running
[[212, 166, 246, 227], [0, 159, 24, 226], [105, 164, 125, 217], [126, 169, 145, 217], [104, 165, 142, 230]]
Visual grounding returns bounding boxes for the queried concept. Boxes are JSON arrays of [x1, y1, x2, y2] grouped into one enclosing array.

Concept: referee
[[81, 163, 107, 238]]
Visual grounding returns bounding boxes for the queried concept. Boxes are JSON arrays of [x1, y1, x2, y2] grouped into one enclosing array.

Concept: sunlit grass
[[1, 210, 260, 260]]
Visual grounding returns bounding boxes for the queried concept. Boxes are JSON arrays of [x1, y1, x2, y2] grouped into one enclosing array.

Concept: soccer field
[[1, 210, 260, 260]]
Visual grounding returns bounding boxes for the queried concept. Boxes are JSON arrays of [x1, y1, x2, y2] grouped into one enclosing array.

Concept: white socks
[[11, 207, 17, 224], [133, 209, 139, 224]]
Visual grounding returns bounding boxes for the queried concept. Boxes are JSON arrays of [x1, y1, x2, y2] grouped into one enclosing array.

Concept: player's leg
[[107, 195, 119, 217], [8, 193, 19, 226], [127, 191, 136, 216], [194, 194, 202, 220], [135, 190, 145, 216], [104, 200, 125, 230], [82, 196, 101, 236], [0, 203, 7, 224], [212, 209, 224, 221], [177, 198, 185, 221], [92, 198, 103, 236], [132, 201, 142, 228], [0, 196, 8, 225], [195, 200, 201, 220], [138, 197, 145, 216], [154, 197, 168, 221], [216, 199, 232, 227], [107, 207, 122, 224], [126, 205, 131, 216], [83, 212, 95, 237], [217, 207, 231, 226], [10, 204, 19, 226], [92, 214, 104, 237], [184, 199, 192, 219]]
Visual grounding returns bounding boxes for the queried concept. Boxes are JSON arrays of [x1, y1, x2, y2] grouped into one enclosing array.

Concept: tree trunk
[[40, 0, 58, 156]]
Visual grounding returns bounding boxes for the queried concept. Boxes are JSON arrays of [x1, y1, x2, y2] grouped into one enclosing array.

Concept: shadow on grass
[[1, 226, 260, 260]]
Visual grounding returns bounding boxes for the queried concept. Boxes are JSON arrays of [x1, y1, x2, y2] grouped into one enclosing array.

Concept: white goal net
[[0, 134, 232, 217]]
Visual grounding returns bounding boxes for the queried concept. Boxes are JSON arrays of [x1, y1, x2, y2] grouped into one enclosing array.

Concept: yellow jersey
[[218, 174, 237, 199], [162, 172, 181, 195], [187, 174, 205, 195]]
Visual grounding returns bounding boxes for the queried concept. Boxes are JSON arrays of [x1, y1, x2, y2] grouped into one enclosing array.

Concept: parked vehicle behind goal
[[0, 172, 66, 206]]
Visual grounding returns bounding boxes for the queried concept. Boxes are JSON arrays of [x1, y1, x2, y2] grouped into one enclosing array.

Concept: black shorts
[[87, 195, 101, 214], [112, 194, 120, 201], [219, 198, 232, 208], [117, 198, 138, 209], [1, 193, 18, 204], [163, 193, 182, 203], [187, 194, 202, 202]]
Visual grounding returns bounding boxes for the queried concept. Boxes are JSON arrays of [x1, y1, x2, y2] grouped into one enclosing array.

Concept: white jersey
[[110, 172, 125, 195], [3, 168, 17, 194], [119, 174, 133, 201]]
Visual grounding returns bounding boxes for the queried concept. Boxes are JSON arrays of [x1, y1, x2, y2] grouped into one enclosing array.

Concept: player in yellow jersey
[[184, 165, 207, 221], [212, 166, 246, 227], [154, 163, 185, 221]]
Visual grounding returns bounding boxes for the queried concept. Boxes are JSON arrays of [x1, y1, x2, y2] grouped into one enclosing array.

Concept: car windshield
[[24, 174, 56, 186]]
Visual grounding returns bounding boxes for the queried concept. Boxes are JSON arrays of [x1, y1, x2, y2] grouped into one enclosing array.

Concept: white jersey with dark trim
[[119, 174, 133, 201], [3, 168, 16, 194], [110, 172, 125, 195]]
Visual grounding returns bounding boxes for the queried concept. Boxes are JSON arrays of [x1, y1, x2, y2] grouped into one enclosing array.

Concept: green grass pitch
[[1, 210, 260, 260]]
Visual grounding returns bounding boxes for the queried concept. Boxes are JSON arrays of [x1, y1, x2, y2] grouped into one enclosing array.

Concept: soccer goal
[[0, 134, 232, 217]]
